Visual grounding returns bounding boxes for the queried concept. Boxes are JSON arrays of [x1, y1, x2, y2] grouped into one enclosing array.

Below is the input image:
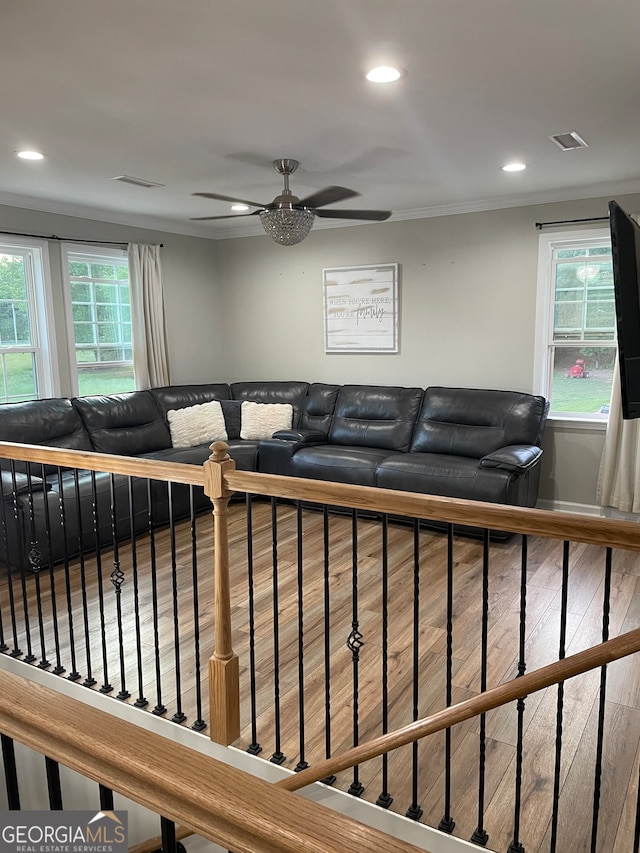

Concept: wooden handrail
[[0, 440, 205, 486], [224, 469, 640, 552], [276, 627, 640, 792], [2, 439, 639, 553], [0, 667, 433, 853]]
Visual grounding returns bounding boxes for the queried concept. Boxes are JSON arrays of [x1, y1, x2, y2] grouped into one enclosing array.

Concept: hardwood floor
[[2, 500, 640, 852]]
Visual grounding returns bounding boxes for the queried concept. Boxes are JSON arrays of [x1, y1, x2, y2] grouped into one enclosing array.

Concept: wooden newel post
[[203, 441, 240, 745]]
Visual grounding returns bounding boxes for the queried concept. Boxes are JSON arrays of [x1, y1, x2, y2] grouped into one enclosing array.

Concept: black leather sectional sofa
[[0, 380, 548, 571]]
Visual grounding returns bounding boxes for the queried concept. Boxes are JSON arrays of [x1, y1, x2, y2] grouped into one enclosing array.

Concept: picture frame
[[322, 263, 399, 353]]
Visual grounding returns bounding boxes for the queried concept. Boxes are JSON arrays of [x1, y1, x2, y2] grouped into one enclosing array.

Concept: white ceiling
[[2, 0, 640, 240]]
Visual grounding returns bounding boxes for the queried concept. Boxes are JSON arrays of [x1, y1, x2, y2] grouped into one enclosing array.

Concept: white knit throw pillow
[[240, 401, 293, 440], [167, 400, 228, 448]]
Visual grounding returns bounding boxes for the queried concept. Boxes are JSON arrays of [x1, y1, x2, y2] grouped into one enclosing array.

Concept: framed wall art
[[322, 263, 399, 353]]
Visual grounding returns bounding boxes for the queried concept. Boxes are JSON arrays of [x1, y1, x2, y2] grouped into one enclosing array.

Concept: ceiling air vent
[[549, 131, 589, 151], [111, 175, 165, 188]]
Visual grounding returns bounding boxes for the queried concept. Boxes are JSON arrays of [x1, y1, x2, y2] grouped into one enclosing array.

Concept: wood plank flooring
[[2, 499, 640, 853]]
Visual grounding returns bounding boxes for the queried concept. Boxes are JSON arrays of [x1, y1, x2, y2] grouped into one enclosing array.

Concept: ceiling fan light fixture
[[259, 208, 315, 246], [366, 65, 404, 83], [16, 149, 45, 161], [231, 203, 250, 211]]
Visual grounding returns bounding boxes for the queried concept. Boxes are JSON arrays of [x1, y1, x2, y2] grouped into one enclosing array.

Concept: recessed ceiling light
[[16, 150, 45, 161], [366, 66, 405, 83], [501, 162, 526, 172], [231, 204, 250, 211]]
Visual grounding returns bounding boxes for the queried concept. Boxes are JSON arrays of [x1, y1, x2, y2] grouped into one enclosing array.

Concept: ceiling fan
[[190, 158, 392, 245]]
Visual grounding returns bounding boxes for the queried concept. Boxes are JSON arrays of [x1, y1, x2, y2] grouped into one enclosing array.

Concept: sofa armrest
[[259, 431, 327, 476], [271, 428, 328, 444], [1, 470, 50, 498], [479, 445, 543, 473]]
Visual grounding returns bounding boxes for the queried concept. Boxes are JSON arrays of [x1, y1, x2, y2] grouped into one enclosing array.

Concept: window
[[535, 228, 616, 420], [62, 246, 135, 396], [0, 240, 57, 403]]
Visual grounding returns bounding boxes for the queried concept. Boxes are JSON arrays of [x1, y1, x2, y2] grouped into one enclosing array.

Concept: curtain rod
[[535, 216, 609, 230], [0, 229, 163, 247]]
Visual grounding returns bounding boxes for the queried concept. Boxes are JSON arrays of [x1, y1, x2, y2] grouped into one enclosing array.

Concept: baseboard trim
[[537, 498, 640, 521]]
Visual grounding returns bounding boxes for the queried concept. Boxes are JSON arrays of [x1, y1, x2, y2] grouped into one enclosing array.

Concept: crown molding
[[1, 177, 640, 242]]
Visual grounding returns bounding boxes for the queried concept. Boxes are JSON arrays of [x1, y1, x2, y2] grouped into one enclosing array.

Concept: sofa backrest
[[72, 391, 171, 455], [299, 383, 341, 433], [150, 384, 231, 420], [0, 397, 92, 450], [329, 385, 424, 452], [230, 381, 309, 428], [0, 397, 93, 474], [410, 386, 549, 458]]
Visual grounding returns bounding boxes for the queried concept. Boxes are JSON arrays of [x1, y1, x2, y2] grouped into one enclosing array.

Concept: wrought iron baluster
[[74, 469, 96, 688], [507, 534, 528, 853], [0, 482, 21, 657], [13, 463, 35, 664], [0, 489, 11, 653], [148, 480, 166, 717], [91, 472, 112, 694], [347, 508, 364, 797], [245, 494, 261, 755], [438, 523, 455, 833], [321, 503, 335, 785], [590, 546, 613, 851], [25, 465, 49, 670], [160, 816, 178, 853], [99, 784, 114, 810], [1, 733, 20, 809], [470, 528, 490, 847], [406, 519, 423, 821], [188, 486, 205, 731], [45, 756, 63, 809], [270, 497, 285, 765], [168, 482, 186, 724], [550, 540, 571, 853], [128, 477, 148, 710], [294, 501, 308, 772], [42, 467, 63, 674], [376, 513, 392, 809], [56, 467, 80, 680], [109, 473, 129, 701]]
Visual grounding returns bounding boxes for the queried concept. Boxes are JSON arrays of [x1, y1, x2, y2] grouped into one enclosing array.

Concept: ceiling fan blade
[[189, 211, 261, 221], [298, 186, 360, 209], [192, 191, 267, 208], [315, 208, 392, 221]]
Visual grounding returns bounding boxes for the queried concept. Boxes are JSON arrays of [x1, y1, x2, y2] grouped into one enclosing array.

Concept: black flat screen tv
[[609, 199, 640, 419]]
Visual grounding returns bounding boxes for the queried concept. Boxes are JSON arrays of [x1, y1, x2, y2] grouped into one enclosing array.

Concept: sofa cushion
[[72, 391, 171, 455], [291, 445, 401, 487], [375, 452, 516, 503], [410, 387, 549, 458], [167, 401, 228, 448], [240, 401, 293, 440], [329, 385, 424, 452]]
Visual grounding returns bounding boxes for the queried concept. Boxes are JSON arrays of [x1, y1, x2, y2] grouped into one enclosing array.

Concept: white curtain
[[596, 354, 640, 512], [128, 243, 170, 389], [597, 211, 640, 513]]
